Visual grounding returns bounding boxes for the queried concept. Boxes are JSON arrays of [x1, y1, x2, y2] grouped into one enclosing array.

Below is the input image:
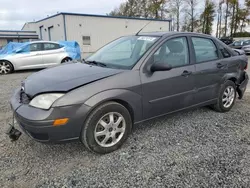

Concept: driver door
[[140, 36, 196, 119], [16, 43, 44, 69]]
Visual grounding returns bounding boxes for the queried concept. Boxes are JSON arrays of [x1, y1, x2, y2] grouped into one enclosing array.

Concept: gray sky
[[0, 0, 124, 30]]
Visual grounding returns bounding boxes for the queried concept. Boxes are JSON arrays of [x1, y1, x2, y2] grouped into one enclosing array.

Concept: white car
[[0, 41, 80, 74]]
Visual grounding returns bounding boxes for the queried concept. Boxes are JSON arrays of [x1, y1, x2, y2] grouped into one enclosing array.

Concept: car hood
[[24, 63, 124, 97]]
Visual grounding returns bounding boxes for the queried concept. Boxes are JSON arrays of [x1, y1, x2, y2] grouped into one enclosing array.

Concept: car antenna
[[136, 21, 152, 36]]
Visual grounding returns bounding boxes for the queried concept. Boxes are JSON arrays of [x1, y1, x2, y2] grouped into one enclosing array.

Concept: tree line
[[108, 0, 250, 37]]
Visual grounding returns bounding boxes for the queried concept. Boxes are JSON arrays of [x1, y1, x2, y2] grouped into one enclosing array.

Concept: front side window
[[86, 36, 159, 69], [30, 43, 42, 52], [192, 37, 219, 63], [43, 43, 60, 50], [152, 37, 189, 68]]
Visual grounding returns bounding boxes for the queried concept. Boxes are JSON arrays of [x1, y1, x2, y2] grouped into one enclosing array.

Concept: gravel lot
[[1, 62, 250, 187]]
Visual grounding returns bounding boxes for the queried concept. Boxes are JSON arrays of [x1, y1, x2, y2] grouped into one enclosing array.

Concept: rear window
[[43, 43, 60, 50]]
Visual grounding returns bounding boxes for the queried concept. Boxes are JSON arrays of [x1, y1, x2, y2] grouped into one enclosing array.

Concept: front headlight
[[29, 93, 64, 110]]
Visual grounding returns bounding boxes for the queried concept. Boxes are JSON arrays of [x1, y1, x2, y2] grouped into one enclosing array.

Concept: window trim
[[191, 36, 220, 64], [148, 36, 191, 69], [29, 43, 43, 52]]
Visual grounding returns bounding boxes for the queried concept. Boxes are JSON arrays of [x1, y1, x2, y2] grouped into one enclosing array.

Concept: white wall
[[29, 15, 65, 41], [0, 39, 7, 47], [22, 22, 37, 31], [65, 15, 170, 54]]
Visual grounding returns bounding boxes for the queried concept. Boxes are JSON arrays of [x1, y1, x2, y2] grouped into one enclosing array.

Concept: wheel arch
[[84, 89, 143, 123], [61, 56, 72, 63]]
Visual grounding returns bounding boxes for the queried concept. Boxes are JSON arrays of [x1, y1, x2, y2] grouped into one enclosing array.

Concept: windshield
[[86, 36, 159, 69]]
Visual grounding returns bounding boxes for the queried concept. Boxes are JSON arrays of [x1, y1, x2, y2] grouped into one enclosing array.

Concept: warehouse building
[[0, 30, 39, 48], [22, 12, 171, 56]]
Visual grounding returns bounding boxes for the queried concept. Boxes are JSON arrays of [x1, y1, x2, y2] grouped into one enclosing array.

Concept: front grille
[[20, 92, 30, 104]]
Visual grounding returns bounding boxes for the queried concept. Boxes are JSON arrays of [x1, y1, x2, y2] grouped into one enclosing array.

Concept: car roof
[[30, 41, 59, 44], [138, 31, 213, 38]]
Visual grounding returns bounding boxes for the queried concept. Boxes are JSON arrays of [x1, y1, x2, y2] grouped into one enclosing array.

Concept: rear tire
[[61, 57, 72, 63], [80, 102, 132, 154], [0, 61, 13, 75], [212, 80, 236, 112]]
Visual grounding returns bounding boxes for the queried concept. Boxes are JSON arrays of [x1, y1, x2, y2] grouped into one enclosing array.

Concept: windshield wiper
[[86, 60, 107, 67]]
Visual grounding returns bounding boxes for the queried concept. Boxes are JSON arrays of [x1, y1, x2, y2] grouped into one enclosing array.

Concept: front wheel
[[212, 80, 236, 112], [0, 61, 13, 74], [81, 102, 132, 154]]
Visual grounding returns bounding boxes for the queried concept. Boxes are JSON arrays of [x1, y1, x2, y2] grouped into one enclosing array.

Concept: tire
[[0, 61, 14, 75], [61, 57, 72, 63], [212, 80, 236, 112], [81, 102, 132, 154]]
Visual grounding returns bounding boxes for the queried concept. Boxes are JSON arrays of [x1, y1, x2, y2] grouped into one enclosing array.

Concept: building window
[[82, 36, 91, 45]]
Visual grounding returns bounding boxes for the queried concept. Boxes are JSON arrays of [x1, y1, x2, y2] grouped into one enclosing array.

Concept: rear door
[[191, 36, 229, 104], [15, 43, 44, 69], [41, 42, 64, 67]]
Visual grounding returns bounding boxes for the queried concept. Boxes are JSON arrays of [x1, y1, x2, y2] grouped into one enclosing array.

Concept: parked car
[[219, 37, 233, 45], [228, 40, 250, 49], [8, 32, 248, 154], [242, 40, 250, 55], [0, 41, 81, 74]]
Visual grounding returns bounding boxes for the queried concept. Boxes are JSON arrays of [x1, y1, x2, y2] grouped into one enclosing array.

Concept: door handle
[[217, 63, 225, 69], [181, 70, 192, 76]]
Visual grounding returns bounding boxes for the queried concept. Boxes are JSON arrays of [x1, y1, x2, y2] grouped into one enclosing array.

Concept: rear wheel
[[81, 102, 132, 154], [61, 57, 72, 63], [0, 61, 13, 74], [212, 80, 236, 112]]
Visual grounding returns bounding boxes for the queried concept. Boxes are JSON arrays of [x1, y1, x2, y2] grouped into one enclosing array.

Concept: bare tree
[[185, 0, 198, 32], [224, 0, 229, 36], [170, 0, 183, 31]]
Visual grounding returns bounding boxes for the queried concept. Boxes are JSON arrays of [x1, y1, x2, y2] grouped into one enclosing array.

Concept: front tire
[[81, 102, 132, 154], [212, 80, 236, 112], [0, 61, 13, 74]]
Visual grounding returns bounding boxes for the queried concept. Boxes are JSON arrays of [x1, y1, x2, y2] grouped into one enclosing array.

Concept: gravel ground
[[1, 67, 250, 188]]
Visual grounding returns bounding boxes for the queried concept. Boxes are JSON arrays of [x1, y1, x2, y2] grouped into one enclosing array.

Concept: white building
[[22, 12, 171, 56], [0, 30, 38, 48]]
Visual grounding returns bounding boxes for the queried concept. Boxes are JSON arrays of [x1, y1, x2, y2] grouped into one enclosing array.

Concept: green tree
[[201, 0, 216, 34]]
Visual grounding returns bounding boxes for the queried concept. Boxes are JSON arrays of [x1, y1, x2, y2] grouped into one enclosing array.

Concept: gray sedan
[[8, 32, 248, 154]]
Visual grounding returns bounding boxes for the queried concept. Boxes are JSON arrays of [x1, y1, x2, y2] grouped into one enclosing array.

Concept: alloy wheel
[[222, 86, 235, 108], [94, 112, 126, 147], [0, 61, 11, 74]]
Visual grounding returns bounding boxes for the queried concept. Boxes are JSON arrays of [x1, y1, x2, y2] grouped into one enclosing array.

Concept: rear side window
[[192, 37, 219, 63], [43, 43, 60, 50]]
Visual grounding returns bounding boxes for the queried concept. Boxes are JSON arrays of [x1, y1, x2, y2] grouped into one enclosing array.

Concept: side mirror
[[151, 63, 172, 72]]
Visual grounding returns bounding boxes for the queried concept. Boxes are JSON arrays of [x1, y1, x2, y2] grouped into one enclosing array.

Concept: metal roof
[[35, 12, 172, 23], [0, 30, 36, 33]]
